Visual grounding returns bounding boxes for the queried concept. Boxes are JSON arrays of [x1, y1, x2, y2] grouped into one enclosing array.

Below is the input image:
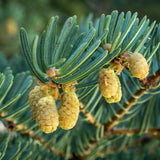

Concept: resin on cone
[[59, 91, 79, 130], [36, 96, 59, 133]]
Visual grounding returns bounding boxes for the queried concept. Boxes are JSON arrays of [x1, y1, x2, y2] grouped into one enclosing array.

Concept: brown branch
[[104, 128, 160, 136], [75, 69, 160, 159], [99, 134, 160, 156], [104, 89, 146, 131], [70, 128, 160, 160], [105, 69, 160, 131], [81, 109, 101, 127], [141, 69, 160, 89], [80, 102, 102, 127]]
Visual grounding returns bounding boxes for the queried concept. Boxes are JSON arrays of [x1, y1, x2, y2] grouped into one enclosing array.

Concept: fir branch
[[1, 10, 160, 160], [104, 89, 146, 131], [74, 127, 160, 159], [104, 68, 160, 131], [75, 69, 160, 159], [1, 115, 67, 157], [80, 102, 101, 127]]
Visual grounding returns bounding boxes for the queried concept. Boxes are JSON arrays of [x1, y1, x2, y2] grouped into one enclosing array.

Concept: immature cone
[[36, 96, 59, 133], [99, 68, 118, 98], [105, 76, 122, 103], [29, 86, 47, 120], [127, 53, 149, 79], [59, 91, 79, 130]]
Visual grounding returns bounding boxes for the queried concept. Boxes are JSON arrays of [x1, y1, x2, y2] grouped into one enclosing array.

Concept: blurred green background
[[0, 0, 160, 56]]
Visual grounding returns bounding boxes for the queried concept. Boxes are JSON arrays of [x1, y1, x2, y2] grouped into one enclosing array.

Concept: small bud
[[103, 43, 111, 51], [55, 43, 58, 47], [46, 68, 58, 77]]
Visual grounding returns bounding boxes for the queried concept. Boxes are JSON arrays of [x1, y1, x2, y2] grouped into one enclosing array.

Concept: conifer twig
[[74, 127, 160, 159], [80, 102, 102, 127], [104, 69, 160, 131], [0, 114, 66, 156], [81, 109, 101, 127], [104, 128, 160, 136], [104, 89, 146, 131], [75, 69, 160, 159]]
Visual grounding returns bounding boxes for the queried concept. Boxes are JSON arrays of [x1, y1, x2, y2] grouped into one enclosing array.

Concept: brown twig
[[70, 128, 160, 160], [141, 68, 160, 89], [104, 89, 146, 131], [99, 134, 160, 156], [80, 102, 102, 127], [81, 109, 101, 127], [104, 128, 160, 136]]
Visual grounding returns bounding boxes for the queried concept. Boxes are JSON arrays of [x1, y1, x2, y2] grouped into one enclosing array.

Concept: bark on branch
[[104, 128, 160, 136]]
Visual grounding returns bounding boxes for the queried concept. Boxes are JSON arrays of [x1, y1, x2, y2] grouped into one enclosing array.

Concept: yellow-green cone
[[127, 53, 149, 79], [36, 96, 59, 133], [99, 68, 118, 98], [59, 91, 79, 130], [29, 86, 47, 120], [105, 76, 122, 103]]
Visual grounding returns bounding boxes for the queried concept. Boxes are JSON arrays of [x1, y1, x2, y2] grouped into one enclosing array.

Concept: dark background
[[0, 0, 160, 55]]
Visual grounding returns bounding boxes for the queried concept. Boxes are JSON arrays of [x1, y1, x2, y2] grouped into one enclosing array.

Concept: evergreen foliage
[[0, 10, 160, 160]]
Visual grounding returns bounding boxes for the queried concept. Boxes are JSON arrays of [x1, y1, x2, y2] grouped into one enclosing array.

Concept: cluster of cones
[[28, 43, 149, 133], [29, 81, 79, 133], [98, 44, 149, 103]]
